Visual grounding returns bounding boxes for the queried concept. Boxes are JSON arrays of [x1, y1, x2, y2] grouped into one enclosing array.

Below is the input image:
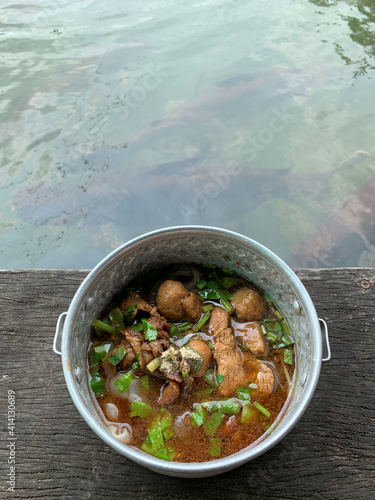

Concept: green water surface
[[1, 0, 374, 268]]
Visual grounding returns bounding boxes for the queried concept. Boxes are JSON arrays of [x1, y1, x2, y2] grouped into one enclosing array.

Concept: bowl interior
[[62, 226, 322, 477]]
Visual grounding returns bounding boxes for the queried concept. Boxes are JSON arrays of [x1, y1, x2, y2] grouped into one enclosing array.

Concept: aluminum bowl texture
[[58, 226, 323, 478]]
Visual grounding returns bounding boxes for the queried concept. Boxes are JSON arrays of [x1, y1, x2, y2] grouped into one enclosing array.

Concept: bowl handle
[[319, 318, 331, 362], [53, 312, 67, 356]]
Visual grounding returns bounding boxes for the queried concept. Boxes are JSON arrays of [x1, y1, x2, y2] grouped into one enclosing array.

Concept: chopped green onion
[[273, 334, 294, 349], [283, 349, 293, 365], [123, 304, 137, 323], [182, 371, 189, 380], [220, 298, 235, 315], [203, 368, 218, 387], [203, 412, 225, 437], [90, 372, 106, 398], [206, 280, 220, 290], [202, 303, 214, 313], [141, 375, 150, 390], [113, 372, 134, 393], [142, 409, 175, 460], [170, 321, 194, 338], [169, 325, 180, 337], [202, 399, 241, 415], [196, 280, 207, 291], [163, 427, 174, 441], [109, 307, 125, 331], [222, 277, 239, 289], [209, 437, 221, 458], [222, 267, 233, 275], [208, 341, 214, 350], [263, 319, 283, 335], [108, 345, 127, 365], [146, 357, 161, 372], [130, 401, 154, 419], [282, 335, 294, 346], [241, 405, 257, 425], [193, 311, 212, 333], [267, 332, 278, 343], [274, 310, 283, 320], [91, 343, 112, 364], [195, 387, 214, 398], [190, 405, 207, 426], [178, 322, 193, 332], [238, 343, 249, 352], [159, 408, 173, 431], [132, 361, 140, 371], [217, 373, 225, 384], [236, 385, 251, 401], [212, 271, 222, 284], [131, 322, 143, 332], [202, 264, 216, 269], [198, 289, 233, 300], [141, 436, 176, 461], [282, 319, 291, 336], [142, 319, 158, 341], [254, 401, 271, 418], [263, 293, 273, 305], [92, 320, 117, 335], [147, 423, 163, 452]]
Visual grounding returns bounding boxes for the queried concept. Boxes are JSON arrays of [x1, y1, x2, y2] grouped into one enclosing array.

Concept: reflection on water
[[309, 0, 375, 78], [0, 0, 374, 269]]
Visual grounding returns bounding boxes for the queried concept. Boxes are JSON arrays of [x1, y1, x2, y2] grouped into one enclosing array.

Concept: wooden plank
[[0, 269, 374, 499]]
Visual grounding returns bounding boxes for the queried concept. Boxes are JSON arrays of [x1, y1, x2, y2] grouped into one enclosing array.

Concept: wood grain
[[0, 269, 374, 499]]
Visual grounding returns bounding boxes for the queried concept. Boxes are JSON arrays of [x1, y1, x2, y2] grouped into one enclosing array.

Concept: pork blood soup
[[88, 264, 295, 462]]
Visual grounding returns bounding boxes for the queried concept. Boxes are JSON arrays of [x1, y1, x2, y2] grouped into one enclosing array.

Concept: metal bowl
[[54, 225, 330, 478]]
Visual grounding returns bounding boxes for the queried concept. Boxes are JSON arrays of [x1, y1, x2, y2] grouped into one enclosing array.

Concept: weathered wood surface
[[0, 268, 374, 500]]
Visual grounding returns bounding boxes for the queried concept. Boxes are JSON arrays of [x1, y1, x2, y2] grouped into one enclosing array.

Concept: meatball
[[156, 280, 202, 323], [188, 340, 212, 377], [231, 287, 265, 322]]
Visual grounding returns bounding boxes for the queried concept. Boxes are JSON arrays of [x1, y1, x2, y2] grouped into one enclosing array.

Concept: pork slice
[[120, 291, 153, 321], [209, 306, 230, 335], [142, 350, 154, 366], [119, 339, 136, 369], [141, 339, 165, 358], [158, 380, 180, 405], [159, 338, 170, 349], [248, 359, 278, 398], [148, 309, 171, 333], [235, 322, 269, 357], [147, 309, 171, 344], [124, 328, 146, 368], [213, 327, 276, 397], [213, 327, 253, 396]]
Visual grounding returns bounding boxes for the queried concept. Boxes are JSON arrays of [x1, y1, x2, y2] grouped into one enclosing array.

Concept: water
[[1, 0, 374, 269]]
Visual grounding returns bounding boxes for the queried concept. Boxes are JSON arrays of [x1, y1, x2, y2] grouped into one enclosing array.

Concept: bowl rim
[[61, 225, 322, 476]]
